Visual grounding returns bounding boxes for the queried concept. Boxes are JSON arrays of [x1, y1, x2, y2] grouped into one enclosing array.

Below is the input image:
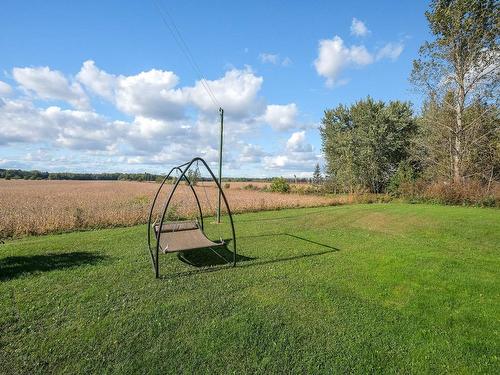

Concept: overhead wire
[[152, 0, 221, 110]]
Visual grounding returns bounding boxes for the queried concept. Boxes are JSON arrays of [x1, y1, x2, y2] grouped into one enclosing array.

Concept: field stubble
[[0, 180, 349, 238]]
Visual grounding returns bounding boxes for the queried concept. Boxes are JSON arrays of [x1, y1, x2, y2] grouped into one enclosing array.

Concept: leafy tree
[[415, 94, 499, 183], [312, 163, 322, 185], [411, 0, 499, 183], [388, 160, 417, 196], [320, 97, 416, 193], [186, 168, 201, 186]]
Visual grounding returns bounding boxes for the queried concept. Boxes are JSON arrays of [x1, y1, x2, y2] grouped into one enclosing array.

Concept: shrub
[[224, 183, 231, 189], [186, 169, 200, 186], [270, 177, 290, 193], [424, 180, 498, 206], [290, 184, 324, 195], [243, 184, 259, 191], [388, 160, 417, 197], [398, 179, 499, 207]]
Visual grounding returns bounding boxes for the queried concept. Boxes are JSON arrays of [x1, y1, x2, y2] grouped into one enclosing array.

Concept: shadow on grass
[[177, 245, 254, 268], [234, 208, 336, 223], [162, 233, 339, 279], [239, 233, 339, 251], [0, 251, 107, 281]]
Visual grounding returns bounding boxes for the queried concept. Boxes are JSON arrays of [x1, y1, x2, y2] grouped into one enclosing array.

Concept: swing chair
[[147, 157, 236, 278]]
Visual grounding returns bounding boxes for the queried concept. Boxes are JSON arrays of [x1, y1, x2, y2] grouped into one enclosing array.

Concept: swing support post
[[217, 107, 224, 224]]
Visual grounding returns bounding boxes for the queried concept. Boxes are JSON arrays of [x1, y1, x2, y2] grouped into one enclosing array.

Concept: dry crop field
[[0, 180, 341, 238]]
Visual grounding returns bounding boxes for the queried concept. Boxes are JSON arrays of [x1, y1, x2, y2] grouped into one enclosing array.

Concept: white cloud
[[198, 146, 220, 163], [77, 61, 266, 121], [0, 98, 56, 144], [314, 36, 404, 87], [2, 61, 320, 175], [376, 42, 404, 61], [125, 143, 192, 165], [77, 61, 185, 120], [128, 116, 186, 140], [187, 67, 264, 118], [239, 143, 268, 163], [76, 60, 116, 100], [259, 53, 292, 67], [349, 45, 374, 65], [263, 103, 298, 131], [3, 63, 270, 163], [263, 152, 318, 172], [314, 36, 374, 87], [0, 94, 259, 169], [123, 116, 192, 154], [286, 131, 312, 152], [12, 66, 89, 109], [350, 18, 370, 37], [0, 97, 123, 150], [0, 81, 12, 97], [263, 155, 288, 168], [263, 130, 317, 174], [259, 53, 279, 65], [116, 69, 185, 120], [0, 158, 31, 169], [44, 106, 124, 150]]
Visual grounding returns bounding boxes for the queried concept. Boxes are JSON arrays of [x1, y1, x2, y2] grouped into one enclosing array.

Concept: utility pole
[[217, 107, 224, 223]]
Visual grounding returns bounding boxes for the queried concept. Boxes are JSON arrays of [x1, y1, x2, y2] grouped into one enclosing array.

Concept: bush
[[270, 177, 290, 193], [290, 184, 324, 195], [186, 169, 200, 186], [425, 180, 498, 206], [243, 183, 259, 191], [388, 160, 417, 197], [398, 179, 499, 207], [224, 183, 231, 189]]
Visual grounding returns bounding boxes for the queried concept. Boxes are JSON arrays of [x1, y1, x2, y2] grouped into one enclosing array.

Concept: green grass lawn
[[1, 203, 499, 374]]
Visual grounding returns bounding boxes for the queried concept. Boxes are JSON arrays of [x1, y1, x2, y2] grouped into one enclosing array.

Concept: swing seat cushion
[[154, 220, 225, 253]]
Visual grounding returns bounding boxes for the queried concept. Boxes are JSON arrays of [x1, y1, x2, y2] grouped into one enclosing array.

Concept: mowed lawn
[[0, 204, 498, 374]]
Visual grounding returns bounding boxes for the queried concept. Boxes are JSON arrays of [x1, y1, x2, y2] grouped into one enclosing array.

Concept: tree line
[[0, 168, 312, 184], [320, 0, 499, 203], [0, 169, 161, 182]]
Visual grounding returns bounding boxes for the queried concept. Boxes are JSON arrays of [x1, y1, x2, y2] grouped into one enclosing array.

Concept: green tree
[[416, 94, 499, 183], [411, 0, 499, 184], [388, 160, 417, 196], [320, 97, 416, 193], [312, 163, 322, 185]]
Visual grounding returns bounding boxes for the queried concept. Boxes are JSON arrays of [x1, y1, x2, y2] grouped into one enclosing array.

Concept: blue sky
[[0, 0, 430, 177]]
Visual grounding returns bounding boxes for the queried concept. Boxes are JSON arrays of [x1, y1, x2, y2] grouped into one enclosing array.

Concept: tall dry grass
[[398, 180, 500, 207], [0, 180, 345, 239]]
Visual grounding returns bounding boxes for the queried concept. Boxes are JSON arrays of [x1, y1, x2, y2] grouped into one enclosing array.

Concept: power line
[[153, 0, 221, 109]]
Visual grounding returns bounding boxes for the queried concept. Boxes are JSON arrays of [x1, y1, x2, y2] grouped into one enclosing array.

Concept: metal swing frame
[[147, 157, 237, 278]]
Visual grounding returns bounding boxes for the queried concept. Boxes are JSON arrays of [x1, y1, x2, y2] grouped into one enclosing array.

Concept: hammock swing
[[147, 157, 236, 278]]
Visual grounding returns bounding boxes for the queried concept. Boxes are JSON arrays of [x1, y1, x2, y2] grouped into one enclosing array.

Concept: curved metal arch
[[155, 157, 237, 278], [147, 166, 204, 273]]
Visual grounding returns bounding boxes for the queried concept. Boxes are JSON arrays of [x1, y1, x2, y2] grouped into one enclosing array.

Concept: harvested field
[[0, 180, 343, 238]]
